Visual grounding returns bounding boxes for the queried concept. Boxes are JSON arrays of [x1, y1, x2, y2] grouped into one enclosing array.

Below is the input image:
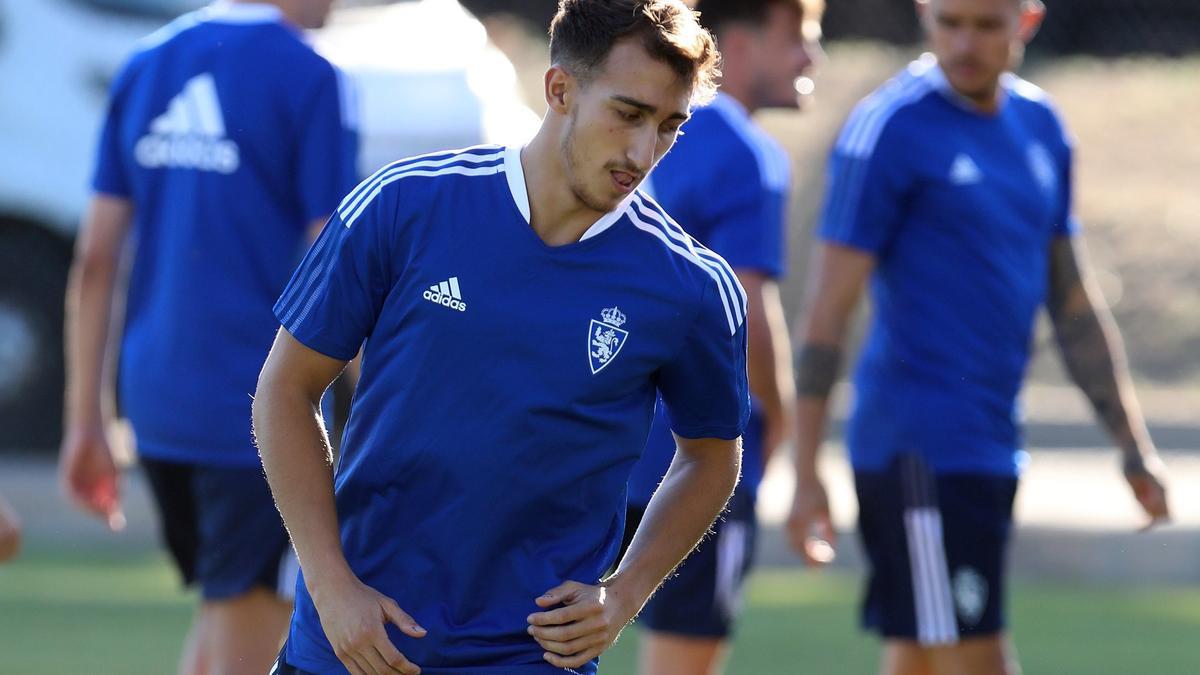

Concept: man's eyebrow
[[611, 95, 689, 122]]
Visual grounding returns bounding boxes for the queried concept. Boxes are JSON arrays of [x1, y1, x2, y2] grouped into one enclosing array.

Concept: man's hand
[[1124, 454, 1170, 531], [58, 425, 125, 531], [312, 573, 427, 675], [786, 474, 837, 567], [527, 580, 635, 670]]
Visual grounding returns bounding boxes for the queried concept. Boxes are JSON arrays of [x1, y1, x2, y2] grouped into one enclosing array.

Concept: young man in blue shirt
[[254, 1, 748, 673], [620, 0, 822, 672], [59, 2, 357, 673], [786, 1, 1171, 674]]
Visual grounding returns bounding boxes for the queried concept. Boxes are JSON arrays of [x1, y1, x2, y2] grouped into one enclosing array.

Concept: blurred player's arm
[[0, 492, 22, 563], [1046, 236, 1169, 527], [59, 194, 132, 531], [738, 270, 796, 466], [528, 434, 739, 669], [254, 330, 426, 675], [786, 243, 874, 565]]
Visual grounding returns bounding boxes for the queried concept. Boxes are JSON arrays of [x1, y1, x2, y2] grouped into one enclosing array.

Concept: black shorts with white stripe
[[854, 453, 1018, 645]]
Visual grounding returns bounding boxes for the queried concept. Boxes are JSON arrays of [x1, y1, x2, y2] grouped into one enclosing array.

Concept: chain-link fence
[[462, 0, 1200, 56]]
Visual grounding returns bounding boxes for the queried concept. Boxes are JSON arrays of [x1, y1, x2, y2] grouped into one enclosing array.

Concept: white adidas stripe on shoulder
[[837, 67, 938, 159], [337, 146, 505, 227], [627, 193, 747, 336], [631, 193, 747, 310]]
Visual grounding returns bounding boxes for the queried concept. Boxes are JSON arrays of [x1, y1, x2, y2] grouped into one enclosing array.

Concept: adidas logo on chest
[[423, 277, 467, 312], [135, 73, 240, 174]]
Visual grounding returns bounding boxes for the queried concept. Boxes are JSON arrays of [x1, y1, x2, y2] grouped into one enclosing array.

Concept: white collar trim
[[502, 146, 631, 242], [205, 1, 284, 24]]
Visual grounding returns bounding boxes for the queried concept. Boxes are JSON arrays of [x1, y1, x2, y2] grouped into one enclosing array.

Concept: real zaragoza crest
[[589, 306, 629, 374]]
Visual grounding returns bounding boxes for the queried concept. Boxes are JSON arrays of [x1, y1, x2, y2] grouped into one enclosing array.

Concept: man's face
[[923, 0, 1029, 102], [746, 3, 824, 110], [560, 39, 693, 213]]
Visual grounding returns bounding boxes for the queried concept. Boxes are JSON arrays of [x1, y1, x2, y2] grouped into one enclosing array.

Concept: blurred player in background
[[786, 1, 1170, 674], [253, 1, 752, 673], [620, 0, 822, 673], [0, 493, 20, 563], [59, 1, 357, 673]]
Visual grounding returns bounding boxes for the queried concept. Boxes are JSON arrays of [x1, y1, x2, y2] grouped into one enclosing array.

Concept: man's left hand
[[527, 580, 635, 670]]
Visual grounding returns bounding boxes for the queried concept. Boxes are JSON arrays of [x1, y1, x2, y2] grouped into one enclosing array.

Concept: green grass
[[2, 548, 1198, 674]]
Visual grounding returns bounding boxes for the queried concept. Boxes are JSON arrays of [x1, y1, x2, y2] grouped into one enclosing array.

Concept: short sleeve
[[1052, 118, 1080, 238], [92, 61, 136, 197], [273, 179, 399, 360], [817, 118, 911, 254], [295, 64, 360, 224], [656, 278, 750, 440], [701, 160, 789, 278]]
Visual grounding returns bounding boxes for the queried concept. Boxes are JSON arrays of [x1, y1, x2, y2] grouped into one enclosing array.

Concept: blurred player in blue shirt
[[254, 2, 751, 673], [59, 2, 357, 672], [621, 0, 823, 673], [786, 1, 1171, 674]]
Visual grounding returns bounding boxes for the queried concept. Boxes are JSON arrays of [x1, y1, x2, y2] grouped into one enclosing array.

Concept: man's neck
[[520, 133, 609, 247], [714, 77, 756, 115]]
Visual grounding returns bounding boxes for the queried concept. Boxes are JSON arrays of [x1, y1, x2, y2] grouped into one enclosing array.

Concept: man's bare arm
[[59, 195, 133, 529], [1046, 236, 1169, 525], [254, 330, 425, 674], [528, 434, 740, 669], [738, 271, 796, 467], [787, 243, 875, 565]]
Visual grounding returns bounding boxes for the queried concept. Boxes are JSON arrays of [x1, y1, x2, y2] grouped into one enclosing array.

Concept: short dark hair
[[549, 0, 720, 104], [693, 0, 823, 39]]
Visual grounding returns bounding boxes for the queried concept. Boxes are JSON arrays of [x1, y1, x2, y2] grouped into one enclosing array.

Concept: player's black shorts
[[855, 453, 1018, 645], [141, 456, 295, 601], [622, 483, 757, 639]]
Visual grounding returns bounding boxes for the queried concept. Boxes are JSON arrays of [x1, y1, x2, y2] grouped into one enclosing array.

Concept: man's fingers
[[543, 646, 602, 670], [533, 633, 602, 657], [534, 581, 581, 608], [528, 601, 592, 627], [528, 616, 602, 642], [381, 599, 426, 639], [372, 644, 419, 675]]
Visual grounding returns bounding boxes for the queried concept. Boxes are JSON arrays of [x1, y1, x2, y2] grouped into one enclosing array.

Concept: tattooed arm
[[786, 244, 875, 565], [1046, 236, 1170, 527]]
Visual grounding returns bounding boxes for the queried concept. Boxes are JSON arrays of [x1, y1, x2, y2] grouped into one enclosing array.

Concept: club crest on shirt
[[589, 306, 628, 374]]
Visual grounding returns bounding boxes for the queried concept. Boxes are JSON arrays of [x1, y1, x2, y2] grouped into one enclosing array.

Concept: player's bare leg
[[880, 640, 933, 675], [926, 634, 1020, 675], [177, 608, 210, 675], [202, 589, 292, 675], [638, 630, 730, 675]]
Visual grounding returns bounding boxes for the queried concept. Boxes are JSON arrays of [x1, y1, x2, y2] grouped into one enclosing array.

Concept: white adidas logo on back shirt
[[949, 152, 982, 186], [423, 277, 467, 312], [135, 73, 241, 174]]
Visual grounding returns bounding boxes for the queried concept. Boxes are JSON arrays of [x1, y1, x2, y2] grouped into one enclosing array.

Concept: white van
[[0, 0, 538, 450]]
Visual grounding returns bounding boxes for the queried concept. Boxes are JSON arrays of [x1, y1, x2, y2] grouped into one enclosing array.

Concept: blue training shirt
[[819, 57, 1078, 476], [627, 93, 790, 507], [275, 145, 750, 674], [91, 2, 358, 466]]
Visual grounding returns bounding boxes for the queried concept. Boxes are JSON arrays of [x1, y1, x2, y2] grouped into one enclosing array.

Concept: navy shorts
[[855, 454, 1018, 645], [623, 484, 757, 639], [141, 457, 296, 601]]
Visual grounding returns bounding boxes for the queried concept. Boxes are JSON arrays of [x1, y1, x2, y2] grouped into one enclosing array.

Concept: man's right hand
[[58, 425, 124, 531], [786, 474, 837, 567], [312, 573, 427, 675]]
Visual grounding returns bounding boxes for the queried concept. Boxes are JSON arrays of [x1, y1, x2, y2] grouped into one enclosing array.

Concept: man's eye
[[618, 109, 639, 122]]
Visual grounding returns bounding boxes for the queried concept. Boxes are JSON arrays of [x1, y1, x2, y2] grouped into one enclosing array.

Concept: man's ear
[[1017, 0, 1046, 44], [545, 65, 574, 115]]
